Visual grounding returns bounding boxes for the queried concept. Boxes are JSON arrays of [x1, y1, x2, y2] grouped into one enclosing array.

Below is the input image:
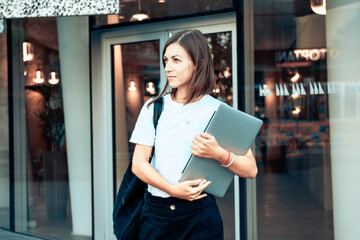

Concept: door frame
[[91, 12, 243, 240]]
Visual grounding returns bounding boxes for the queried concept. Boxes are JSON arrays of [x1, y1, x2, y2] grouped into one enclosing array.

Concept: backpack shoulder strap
[[149, 97, 163, 162], [153, 96, 163, 129]]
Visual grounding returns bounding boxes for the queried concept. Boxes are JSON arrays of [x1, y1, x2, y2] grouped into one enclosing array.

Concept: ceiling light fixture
[[33, 69, 44, 84], [128, 80, 137, 91], [48, 71, 60, 85], [310, 0, 326, 15], [130, 0, 149, 21], [23, 42, 34, 62], [290, 72, 300, 82], [146, 81, 156, 94]]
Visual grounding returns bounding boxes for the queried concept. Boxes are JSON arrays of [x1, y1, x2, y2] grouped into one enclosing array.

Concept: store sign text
[[275, 48, 339, 62]]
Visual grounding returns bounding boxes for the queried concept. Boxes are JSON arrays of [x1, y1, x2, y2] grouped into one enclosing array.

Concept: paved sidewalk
[[0, 228, 42, 240]]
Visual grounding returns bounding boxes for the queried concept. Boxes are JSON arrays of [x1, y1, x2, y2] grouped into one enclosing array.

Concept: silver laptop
[[179, 103, 263, 197]]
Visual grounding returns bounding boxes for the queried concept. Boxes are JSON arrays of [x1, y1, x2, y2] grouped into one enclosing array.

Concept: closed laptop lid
[[180, 104, 263, 197]]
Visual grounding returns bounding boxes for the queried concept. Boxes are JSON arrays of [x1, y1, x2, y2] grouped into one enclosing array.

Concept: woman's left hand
[[191, 132, 228, 164]]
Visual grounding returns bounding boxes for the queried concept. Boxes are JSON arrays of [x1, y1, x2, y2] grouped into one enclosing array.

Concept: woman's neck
[[173, 89, 187, 103], [172, 90, 203, 104]]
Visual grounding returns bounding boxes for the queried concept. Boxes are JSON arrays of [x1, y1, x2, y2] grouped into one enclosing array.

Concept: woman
[[130, 29, 257, 240]]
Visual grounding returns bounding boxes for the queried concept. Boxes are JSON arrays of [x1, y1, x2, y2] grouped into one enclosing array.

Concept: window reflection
[[207, 32, 233, 106], [23, 18, 68, 239], [253, 0, 334, 239], [20, 17, 92, 240], [113, 41, 161, 192]]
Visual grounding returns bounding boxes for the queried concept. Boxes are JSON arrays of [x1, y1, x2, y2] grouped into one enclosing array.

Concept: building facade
[[0, 0, 359, 239]]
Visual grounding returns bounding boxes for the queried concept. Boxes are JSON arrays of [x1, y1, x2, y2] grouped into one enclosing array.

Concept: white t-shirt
[[129, 94, 222, 197]]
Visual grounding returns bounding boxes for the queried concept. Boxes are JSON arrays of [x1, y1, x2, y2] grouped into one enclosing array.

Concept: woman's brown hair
[[148, 29, 215, 107]]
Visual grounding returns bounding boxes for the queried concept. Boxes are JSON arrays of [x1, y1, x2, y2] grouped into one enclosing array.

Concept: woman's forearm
[[131, 144, 174, 194], [213, 146, 257, 178], [226, 149, 258, 178]]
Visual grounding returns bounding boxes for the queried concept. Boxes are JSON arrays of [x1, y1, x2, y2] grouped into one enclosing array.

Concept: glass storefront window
[[23, 18, 71, 239], [9, 17, 93, 240], [0, 30, 10, 230], [92, 0, 233, 27], [253, 0, 334, 237], [252, 0, 360, 239]]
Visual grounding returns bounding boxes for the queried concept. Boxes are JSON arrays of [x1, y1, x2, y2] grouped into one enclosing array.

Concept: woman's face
[[163, 42, 195, 92]]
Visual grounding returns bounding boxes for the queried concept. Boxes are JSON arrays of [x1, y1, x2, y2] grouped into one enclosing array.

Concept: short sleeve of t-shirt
[[129, 98, 155, 146]]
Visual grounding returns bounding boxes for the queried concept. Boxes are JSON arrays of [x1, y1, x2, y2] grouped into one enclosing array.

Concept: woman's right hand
[[169, 179, 211, 201]]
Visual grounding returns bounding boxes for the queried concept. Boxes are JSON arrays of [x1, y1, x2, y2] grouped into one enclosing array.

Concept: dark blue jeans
[[138, 191, 224, 240]]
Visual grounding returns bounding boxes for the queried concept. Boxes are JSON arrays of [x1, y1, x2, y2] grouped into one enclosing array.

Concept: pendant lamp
[[310, 0, 326, 15], [130, 0, 149, 21]]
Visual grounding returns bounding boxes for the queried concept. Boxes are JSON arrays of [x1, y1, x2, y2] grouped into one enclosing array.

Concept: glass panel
[[0, 32, 10, 229], [206, 31, 233, 106], [253, 0, 335, 239], [14, 17, 92, 239], [93, 0, 233, 27], [204, 31, 234, 239], [113, 40, 161, 191]]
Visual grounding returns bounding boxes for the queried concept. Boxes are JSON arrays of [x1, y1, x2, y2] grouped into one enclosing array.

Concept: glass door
[[112, 38, 163, 192], [91, 13, 239, 239], [109, 31, 168, 195]]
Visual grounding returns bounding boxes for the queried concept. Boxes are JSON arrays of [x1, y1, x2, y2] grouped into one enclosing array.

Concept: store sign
[[275, 48, 340, 62], [0, 0, 120, 18]]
